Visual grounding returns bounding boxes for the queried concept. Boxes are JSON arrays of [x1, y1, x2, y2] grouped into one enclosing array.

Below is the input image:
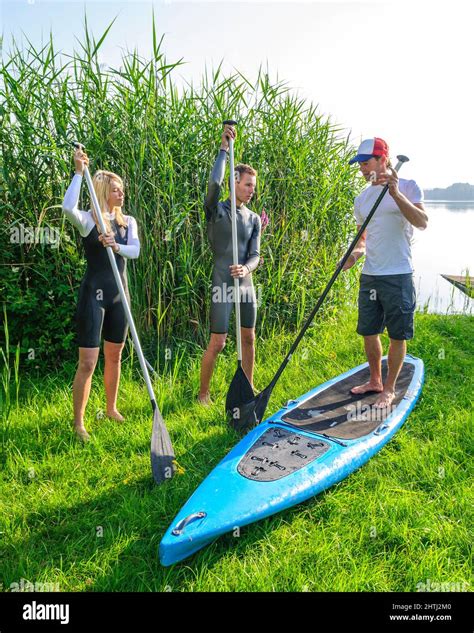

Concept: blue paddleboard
[[160, 355, 424, 566]]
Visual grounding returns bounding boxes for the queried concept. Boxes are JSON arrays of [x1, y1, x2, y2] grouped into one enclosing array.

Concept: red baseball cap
[[349, 138, 389, 165]]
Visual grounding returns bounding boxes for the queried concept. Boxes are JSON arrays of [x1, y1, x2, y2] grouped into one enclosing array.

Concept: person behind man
[[343, 137, 428, 408], [198, 123, 261, 403]]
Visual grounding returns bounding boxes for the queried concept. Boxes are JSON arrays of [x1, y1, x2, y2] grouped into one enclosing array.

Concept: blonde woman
[[62, 148, 140, 440]]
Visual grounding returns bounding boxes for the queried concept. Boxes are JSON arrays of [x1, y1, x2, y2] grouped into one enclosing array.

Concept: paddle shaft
[[74, 143, 158, 410], [227, 127, 243, 362], [269, 157, 408, 389]]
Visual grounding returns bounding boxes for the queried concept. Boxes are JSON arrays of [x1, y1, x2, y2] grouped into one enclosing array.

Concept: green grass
[[0, 310, 473, 592]]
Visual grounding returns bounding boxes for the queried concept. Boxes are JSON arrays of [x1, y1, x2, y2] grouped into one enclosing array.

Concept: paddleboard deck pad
[[281, 360, 415, 439], [160, 355, 424, 566], [237, 427, 330, 482]]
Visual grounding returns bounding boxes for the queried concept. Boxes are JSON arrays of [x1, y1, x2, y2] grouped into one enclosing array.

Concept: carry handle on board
[[172, 511, 207, 536]]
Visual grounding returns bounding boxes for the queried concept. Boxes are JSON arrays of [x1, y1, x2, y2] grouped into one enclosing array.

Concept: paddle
[[223, 120, 257, 430], [229, 154, 410, 432], [72, 142, 176, 484]]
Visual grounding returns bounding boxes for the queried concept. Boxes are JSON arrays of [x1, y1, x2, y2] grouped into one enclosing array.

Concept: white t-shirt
[[354, 178, 424, 275]]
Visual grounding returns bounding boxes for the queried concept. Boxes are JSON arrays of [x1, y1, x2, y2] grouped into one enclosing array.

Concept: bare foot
[[74, 424, 91, 442], [198, 392, 212, 405], [106, 409, 125, 422], [350, 381, 383, 395], [374, 390, 396, 409]]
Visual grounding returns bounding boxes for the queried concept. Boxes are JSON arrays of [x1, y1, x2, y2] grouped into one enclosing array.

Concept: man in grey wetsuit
[[198, 123, 261, 403]]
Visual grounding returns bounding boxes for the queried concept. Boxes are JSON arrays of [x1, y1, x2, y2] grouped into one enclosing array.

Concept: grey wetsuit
[[204, 149, 261, 334]]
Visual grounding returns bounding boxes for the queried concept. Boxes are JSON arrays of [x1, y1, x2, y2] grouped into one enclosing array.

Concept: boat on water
[[441, 274, 474, 298]]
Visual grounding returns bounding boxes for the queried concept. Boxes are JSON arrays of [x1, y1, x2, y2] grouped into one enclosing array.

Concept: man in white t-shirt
[[343, 137, 428, 408]]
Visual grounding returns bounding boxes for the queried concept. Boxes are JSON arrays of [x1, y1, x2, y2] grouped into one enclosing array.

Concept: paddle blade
[[151, 404, 176, 484], [228, 398, 258, 433], [254, 385, 272, 425], [230, 385, 273, 432], [225, 364, 256, 432]]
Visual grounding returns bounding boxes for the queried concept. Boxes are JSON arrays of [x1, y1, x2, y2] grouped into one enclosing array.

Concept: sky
[[2, 0, 473, 189]]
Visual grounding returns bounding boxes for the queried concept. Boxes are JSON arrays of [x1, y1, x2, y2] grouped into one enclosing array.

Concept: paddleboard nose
[[159, 530, 214, 567]]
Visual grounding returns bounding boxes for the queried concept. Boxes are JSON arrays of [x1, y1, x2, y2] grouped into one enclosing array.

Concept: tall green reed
[[0, 305, 20, 455], [1, 15, 362, 370]]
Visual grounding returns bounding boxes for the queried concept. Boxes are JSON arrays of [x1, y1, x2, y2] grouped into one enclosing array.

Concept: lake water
[[412, 201, 474, 315]]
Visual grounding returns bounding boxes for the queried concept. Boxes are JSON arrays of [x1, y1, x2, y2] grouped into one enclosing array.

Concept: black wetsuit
[[204, 150, 261, 333], [75, 223, 130, 347], [62, 174, 140, 348]]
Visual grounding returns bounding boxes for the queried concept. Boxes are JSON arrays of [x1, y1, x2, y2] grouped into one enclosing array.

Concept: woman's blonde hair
[[90, 170, 127, 234]]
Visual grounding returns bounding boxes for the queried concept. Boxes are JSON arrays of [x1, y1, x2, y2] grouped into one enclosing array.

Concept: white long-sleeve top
[[62, 174, 140, 259]]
